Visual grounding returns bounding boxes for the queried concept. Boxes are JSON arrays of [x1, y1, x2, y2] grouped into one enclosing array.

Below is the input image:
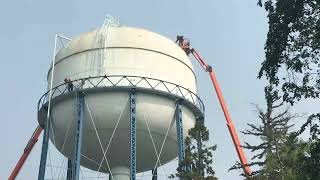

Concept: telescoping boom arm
[[192, 49, 252, 176], [176, 36, 252, 176], [9, 125, 43, 180], [191, 48, 251, 175]]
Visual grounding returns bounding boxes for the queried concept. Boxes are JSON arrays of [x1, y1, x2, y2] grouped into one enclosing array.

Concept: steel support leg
[[175, 100, 185, 166], [196, 118, 204, 177], [38, 111, 51, 180], [152, 168, 157, 180], [66, 159, 72, 180], [72, 91, 85, 180], [129, 89, 136, 180]]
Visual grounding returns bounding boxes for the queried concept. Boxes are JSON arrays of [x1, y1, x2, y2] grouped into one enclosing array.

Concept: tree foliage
[[170, 121, 217, 180], [240, 0, 320, 179], [230, 83, 320, 179], [257, 0, 320, 135], [258, 0, 320, 101], [230, 85, 300, 178]]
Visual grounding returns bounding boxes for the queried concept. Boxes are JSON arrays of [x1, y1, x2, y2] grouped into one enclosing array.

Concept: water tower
[[36, 19, 205, 180]]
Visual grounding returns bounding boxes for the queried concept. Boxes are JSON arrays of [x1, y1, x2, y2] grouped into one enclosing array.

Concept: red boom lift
[[176, 36, 252, 176], [8, 125, 43, 180]]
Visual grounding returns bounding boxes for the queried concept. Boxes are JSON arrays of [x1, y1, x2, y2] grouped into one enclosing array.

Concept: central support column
[[109, 166, 130, 180], [129, 89, 137, 180], [72, 91, 85, 180]]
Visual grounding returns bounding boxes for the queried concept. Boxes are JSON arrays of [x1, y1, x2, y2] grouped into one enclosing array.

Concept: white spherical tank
[[38, 26, 204, 174]]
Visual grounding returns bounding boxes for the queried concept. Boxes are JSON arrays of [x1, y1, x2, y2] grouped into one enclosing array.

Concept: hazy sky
[[0, 0, 276, 179]]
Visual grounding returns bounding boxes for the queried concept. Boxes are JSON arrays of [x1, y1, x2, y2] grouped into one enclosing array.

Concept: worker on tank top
[[64, 78, 73, 92]]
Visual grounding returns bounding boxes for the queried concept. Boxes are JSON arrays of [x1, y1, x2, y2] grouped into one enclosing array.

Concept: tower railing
[[37, 75, 205, 115]]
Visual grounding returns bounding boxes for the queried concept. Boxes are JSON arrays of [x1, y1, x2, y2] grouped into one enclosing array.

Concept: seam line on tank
[[47, 47, 197, 80]]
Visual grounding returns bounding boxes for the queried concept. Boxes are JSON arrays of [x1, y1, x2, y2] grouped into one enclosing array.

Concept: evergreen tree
[[230, 85, 298, 179], [170, 120, 217, 180]]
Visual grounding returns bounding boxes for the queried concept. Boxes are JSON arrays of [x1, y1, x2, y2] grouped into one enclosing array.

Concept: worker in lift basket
[[64, 78, 74, 92], [176, 36, 192, 55]]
